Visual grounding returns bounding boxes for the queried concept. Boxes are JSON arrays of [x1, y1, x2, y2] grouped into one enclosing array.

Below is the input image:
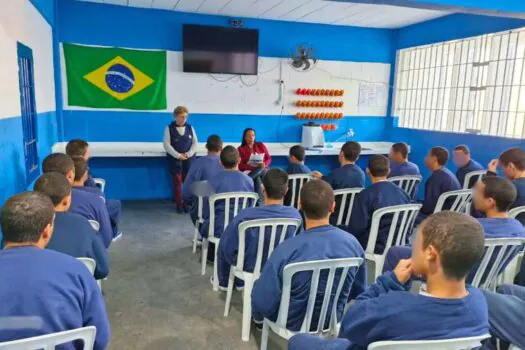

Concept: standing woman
[[164, 106, 198, 213], [238, 128, 272, 200]]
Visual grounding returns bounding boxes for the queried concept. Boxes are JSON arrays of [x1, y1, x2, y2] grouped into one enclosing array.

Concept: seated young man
[[0, 192, 110, 349], [347, 155, 411, 254], [286, 145, 311, 175], [453, 145, 484, 189], [42, 153, 112, 248], [182, 134, 223, 224], [216, 169, 303, 290], [311, 141, 365, 190], [34, 172, 109, 280], [66, 139, 96, 187], [289, 212, 488, 350], [388, 142, 420, 177], [251, 180, 367, 331]]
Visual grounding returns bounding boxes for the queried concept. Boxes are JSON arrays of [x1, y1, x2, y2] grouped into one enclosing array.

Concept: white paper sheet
[[247, 153, 265, 167]]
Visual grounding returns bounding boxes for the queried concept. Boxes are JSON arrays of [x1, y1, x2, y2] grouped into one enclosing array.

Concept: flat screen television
[[182, 24, 259, 75]]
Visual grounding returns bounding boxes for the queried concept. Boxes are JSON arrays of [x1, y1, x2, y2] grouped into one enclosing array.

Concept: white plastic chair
[[77, 258, 96, 276], [88, 220, 100, 232], [285, 174, 312, 208], [333, 188, 364, 226], [388, 175, 422, 199], [368, 334, 490, 350], [260, 257, 364, 350], [365, 204, 422, 280], [223, 218, 302, 341], [0, 326, 96, 350], [509, 206, 525, 221], [462, 170, 486, 190], [202, 192, 259, 291], [471, 237, 525, 291], [433, 189, 473, 214], [93, 178, 106, 193], [191, 181, 208, 254]]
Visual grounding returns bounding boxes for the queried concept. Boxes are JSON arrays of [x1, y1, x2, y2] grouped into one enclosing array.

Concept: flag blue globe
[[105, 64, 135, 93]]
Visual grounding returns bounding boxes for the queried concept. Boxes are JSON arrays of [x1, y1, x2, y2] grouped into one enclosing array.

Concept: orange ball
[[320, 89, 326, 96]]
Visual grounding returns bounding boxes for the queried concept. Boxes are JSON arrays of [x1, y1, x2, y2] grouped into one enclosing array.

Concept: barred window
[[392, 27, 525, 139]]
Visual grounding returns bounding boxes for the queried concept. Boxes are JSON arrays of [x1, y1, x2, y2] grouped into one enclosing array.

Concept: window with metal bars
[[17, 43, 39, 185], [392, 27, 525, 139]]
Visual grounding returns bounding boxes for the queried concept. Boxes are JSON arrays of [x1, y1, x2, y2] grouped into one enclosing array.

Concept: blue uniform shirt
[[511, 178, 525, 225], [286, 163, 312, 175], [0, 247, 110, 349], [456, 159, 484, 188], [47, 212, 109, 279], [252, 225, 367, 331], [389, 160, 421, 178], [420, 167, 461, 216], [69, 189, 112, 248], [323, 164, 365, 190]]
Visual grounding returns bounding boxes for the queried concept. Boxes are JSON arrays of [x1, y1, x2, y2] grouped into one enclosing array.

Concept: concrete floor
[[103, 200, 288, 350]]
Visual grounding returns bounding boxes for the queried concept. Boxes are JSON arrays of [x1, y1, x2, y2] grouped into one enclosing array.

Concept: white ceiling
[[75, 0, 452, 29]]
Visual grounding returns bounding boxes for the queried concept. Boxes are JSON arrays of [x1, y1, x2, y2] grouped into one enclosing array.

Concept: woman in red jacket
[[238, 128, 272, 202]]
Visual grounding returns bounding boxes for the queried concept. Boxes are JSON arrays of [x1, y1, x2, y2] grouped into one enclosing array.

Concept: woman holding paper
[[238, 128, 272, 200]]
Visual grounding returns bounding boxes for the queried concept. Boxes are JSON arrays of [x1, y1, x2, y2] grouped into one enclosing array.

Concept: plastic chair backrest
[[509, 206, 525, 220], [471, 237, 525, 290], [0, 326, 96, 350], [275, 257, 363, 335], [285, 175, 312, 208], [93, 178, 106, 193], [77, 258, 96, 276], [368, 334, 491, 350], [333, 188, 364, 226], [388, 176, 422, 199], [208, 192, 259, 235], [434, 189, 472, 214], [192, 180, 210, 222], [462, 170, 486, 190], [88, 220, 100, 232], [236, 218, 302, 276], [365, 204, 422, 255]]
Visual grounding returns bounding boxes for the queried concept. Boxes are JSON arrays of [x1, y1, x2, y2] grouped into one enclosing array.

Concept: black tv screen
[[183, 24, 259, 75]]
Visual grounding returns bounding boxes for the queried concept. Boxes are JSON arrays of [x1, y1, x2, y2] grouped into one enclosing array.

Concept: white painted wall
[[0, 0, 56, 119], [62, 46, 390, 117]]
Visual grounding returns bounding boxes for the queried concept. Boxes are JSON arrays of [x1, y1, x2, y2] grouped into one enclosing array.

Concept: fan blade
[[302, 60, 311, 71]]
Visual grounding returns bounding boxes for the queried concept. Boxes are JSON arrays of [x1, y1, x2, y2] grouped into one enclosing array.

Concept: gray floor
[[103, 200, 288, 350]]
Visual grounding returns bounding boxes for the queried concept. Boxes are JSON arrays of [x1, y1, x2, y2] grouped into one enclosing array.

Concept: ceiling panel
[[76, 0, 452, 29]]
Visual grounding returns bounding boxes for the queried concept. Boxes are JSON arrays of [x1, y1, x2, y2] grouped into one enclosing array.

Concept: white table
[[52, 141, 397, 158]]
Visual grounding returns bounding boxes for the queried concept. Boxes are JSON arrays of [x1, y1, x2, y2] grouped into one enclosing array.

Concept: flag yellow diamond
[[83, 56, 154, 101]]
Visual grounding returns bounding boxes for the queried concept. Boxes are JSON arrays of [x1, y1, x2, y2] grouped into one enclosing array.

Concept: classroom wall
[[0, 0, 57, 207]]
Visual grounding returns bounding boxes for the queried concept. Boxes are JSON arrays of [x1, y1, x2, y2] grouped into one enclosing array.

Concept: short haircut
[[42, 153, 74, 176], [481, 176, 517, 212], [391, 142, 409, 158], [206, 134, 223, 152], [341, 141, 361, 162], [173, 106, 188, 116], [499, 148, 525, 171], [263, 169, 289, 200], [34, 173, 72, 207], [420, 212, 484, 280], [300, 180, 334, 220], [453, 144, 470, 155], [289, 145, 306, 162], [65, 139, 89, 158], [368, 155, 390, 177], [220, 146, 239, 169], [430, 147, 449, 166], [1, 192, 54, 244], [72, 157, 88, 182]]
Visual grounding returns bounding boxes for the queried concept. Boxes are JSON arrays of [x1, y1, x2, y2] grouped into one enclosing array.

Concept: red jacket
[[238, 142, 272, 172]]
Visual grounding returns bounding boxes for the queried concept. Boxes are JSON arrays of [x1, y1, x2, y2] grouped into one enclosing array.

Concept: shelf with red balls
[[296, 100, 344, 108], [296, 88, 345, 96], [295, 112, 344, 120]]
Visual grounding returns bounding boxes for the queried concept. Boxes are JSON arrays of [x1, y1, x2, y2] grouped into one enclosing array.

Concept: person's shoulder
[[466, 287, 489, 311], [327, 226, 364, 249], [471, 159, 484, 169]]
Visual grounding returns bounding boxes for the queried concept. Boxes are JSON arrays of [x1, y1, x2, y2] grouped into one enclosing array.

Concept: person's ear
[[329, 200, 336, 213], [63, 194, 72, 210], [66, 169, 75, 183], [41, 221, 54, 247]]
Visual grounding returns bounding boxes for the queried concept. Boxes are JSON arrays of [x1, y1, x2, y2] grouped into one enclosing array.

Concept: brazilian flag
[[63, 43, 167, 110]]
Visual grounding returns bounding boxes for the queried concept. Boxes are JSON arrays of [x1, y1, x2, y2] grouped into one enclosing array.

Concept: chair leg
[[192, 225, 198, 254], [260, 320, 269, 350], [241, 275, 254, 342], [224, 268, 235, 317], [201, 238, 208, 276], [212, 240, 219, 291]]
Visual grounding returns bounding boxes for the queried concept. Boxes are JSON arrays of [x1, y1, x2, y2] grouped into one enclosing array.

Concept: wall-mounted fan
[[289, 44, 318, 72]]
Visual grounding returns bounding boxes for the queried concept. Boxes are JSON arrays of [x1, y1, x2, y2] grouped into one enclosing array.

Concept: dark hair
[[72, 157, 88, 182], [206, 134, 223, 153], [263, 169, 289, 200], [300, 180, 334, 220], [430, 147, 449, 166], [34, 173, 72, 207], [499, 148, 525, 171], [368, 155, 390, 177], [42, 153, 74, 176], [289, 145, 306, 162], [341, 141, 361, 162], [220, 146, 240, 169], [173, 106, 188, 116], [420, 212, 484, 280], [241, 128, 255, 147], [454, 145, 470, 155], [1, 192, 55, 244], [65, 139, 89, 158], [481, 176, 517, 212], [391, 142, 409, 159]]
